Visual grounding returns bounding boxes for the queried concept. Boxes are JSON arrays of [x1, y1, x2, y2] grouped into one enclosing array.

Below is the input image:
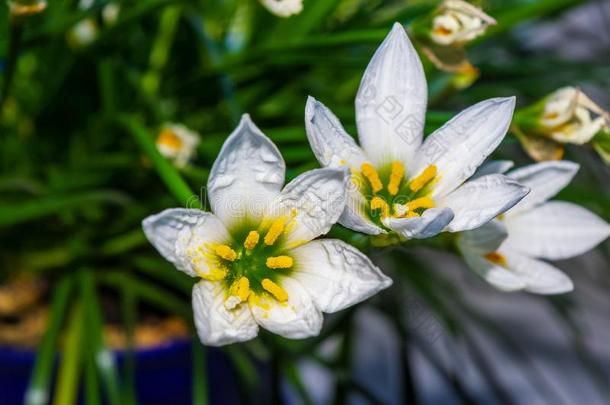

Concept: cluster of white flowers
[[143, 23, 609, 346]]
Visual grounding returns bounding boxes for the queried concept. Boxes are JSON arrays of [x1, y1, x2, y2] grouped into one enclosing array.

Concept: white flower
[[102, 3, 120, 26], [68, 18, 99, 48], [259, 0, 303, 18], [458, 161, 610, 294], [539, 87, 609, 144], [155, 123, 201, 168], [305, 23, 528, 240], [430, 0, 496, 46], [7, 0, 47, 17], [143, 115, 391, 346]]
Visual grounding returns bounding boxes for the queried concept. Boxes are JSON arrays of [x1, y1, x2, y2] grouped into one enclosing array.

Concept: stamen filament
[[387, 162, 405, 196], [244, 231, 260, 250], [261, 279, 288, 302], [361, 163, 383, 193], [214, 245, 237, 261], [264, 218, 286, 246], [370, 196, 390, 218], [409, 165, 437, 192], [266, 256, 294, 269], [407, 196, 435, 211]]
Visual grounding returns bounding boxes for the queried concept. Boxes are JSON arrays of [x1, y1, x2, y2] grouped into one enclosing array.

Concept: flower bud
[[259, 0, 303, 18], [429, 0, 495, 46]]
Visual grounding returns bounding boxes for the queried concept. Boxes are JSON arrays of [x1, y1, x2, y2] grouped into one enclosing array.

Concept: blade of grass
[[25, 276, 74, 405], [121, 277, 138, 405], [191, 340, 209, 405], [53, 302, 85, 405]]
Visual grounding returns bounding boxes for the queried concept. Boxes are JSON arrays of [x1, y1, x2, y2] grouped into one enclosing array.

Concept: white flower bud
[[430, 0, 495, 46], [259, 0, 303, 18]]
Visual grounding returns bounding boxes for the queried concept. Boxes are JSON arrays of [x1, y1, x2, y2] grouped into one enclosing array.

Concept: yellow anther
[[156, 129, 183, 149], [214, 245, 237, 261], [264, 218, 286, 246], [406, 211, 420, 218], [361, 163, 383, 193], [261, 279, 288, 302], [409, 165, 437, 192], [407, 196, 435, 211], [484, 252, 508, 267], [244, 231, 260, 250], [232, 277, 251, 302], [266, 256, 294, 269], [370, 196, 390, 218], [387, 162, 405, 196]]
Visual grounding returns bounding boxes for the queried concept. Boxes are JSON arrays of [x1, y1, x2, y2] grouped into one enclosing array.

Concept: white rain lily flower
[[305, 23, 528, 240], [143, 115, 391, 346], [102, 2, 120, 26], [539, 87, 609, 144], [155, 123, 201, 168], [259, 0, 303, 18], [430, 0, 496, 46], [458, 161, 610, 294], [68, 18, 99, 48]]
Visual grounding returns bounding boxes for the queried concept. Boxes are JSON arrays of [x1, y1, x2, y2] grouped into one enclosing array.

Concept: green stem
[[1, 19, 24, 107], [53, 303, 85, 405]]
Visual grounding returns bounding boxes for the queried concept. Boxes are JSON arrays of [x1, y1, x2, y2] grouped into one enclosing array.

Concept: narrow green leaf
[[191, 340, 209, 405], [53, 303, 85, 405]]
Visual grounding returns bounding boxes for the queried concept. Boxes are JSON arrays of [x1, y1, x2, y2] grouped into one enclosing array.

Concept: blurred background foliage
[[0, 0, 609, 404]]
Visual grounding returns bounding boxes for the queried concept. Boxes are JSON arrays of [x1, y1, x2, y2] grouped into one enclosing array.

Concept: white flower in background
[[259, 0, 303, 18], [68, 19, 99, 48], [305, 23, 528, 240], [155, 123, 201, 168], [430, 0, 496, 46], [143, 115, 391, 346], [458, 161, 610, 294], [7, 0, 47, 17], [539, 87, 609, 144], [102, 2, 121, 26]]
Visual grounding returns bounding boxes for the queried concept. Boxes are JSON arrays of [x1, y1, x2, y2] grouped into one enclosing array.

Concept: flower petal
[[457, 219, 508, 254], [192, 280, 259, 346], [267, 167, 348, 247], [500, 249, 573, 294], [289, 239, 392, 313], [207, 114, 285, 230], [503, 201, 610, 260], [305, 96, 368, 168], [470, 160, 514, 180], [383, 207, 454, 239], [413, 97, 516, 197], [441, 174, 529, 232], [340, 187, 385, 235], [249, 278, 323, 339], [142, 208, 230, 278], [506, 161, 579, 215], [461, 250, 526, 292], [355, 23, 427, 166]]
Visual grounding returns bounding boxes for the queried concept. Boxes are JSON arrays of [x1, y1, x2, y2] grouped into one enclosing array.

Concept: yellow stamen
[[156, 129, 183, 149], [409, 165, 437, 192], [361, 163, 383, 193], [484, 252, 508, 267], [406, 211, 420, 218], [370, 196, 390, 218], [261, 279, 288, 302], [214, 245, 237, 261], [266, 256, 294, 269], [407, 196, 435, 211], [264, 218, 286, 246], [387, 162, 405, 196], [232, 277, 251, 302], [244, 231, 260, 250]]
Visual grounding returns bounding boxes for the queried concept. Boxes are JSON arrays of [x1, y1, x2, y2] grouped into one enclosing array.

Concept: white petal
[[500, 249, 573, 294], [305, 97, 368, 168], [506, 161, 579, 215], [339, 187, 384, 235], [503, 201, 610, 260], [383, 207, 454, 239], [460, 249, 526, 292], [470, 160, 514, 180], [289, 239, 392, 313], [207, 114, 285, 230], [142, 209, 230, 278], [457, 219, 508, 254], [441, 174, 529, 232], [413, 97, 516, 197], [355, 23, 427, 166], [249, 278, 323, 339], [266, 168, 348, 247], [192, 280, 259, 346]]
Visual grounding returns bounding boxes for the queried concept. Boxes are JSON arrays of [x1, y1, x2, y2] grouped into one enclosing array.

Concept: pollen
[[266, 256, 294, 269], [214, 245, 237, 261], [261, 279, 288, 302], [361, 163, 383, 193], [409, 165, 437, 193], [264, 218, 286, 246], [232, 277, 251, 302], [484, 252, 508, 267], [387, 162, 405, 196], [407, 196, 435, 211], [406, 211, 420, 218], [370, 196, 390, 218], [244, 231, 260, 250]]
